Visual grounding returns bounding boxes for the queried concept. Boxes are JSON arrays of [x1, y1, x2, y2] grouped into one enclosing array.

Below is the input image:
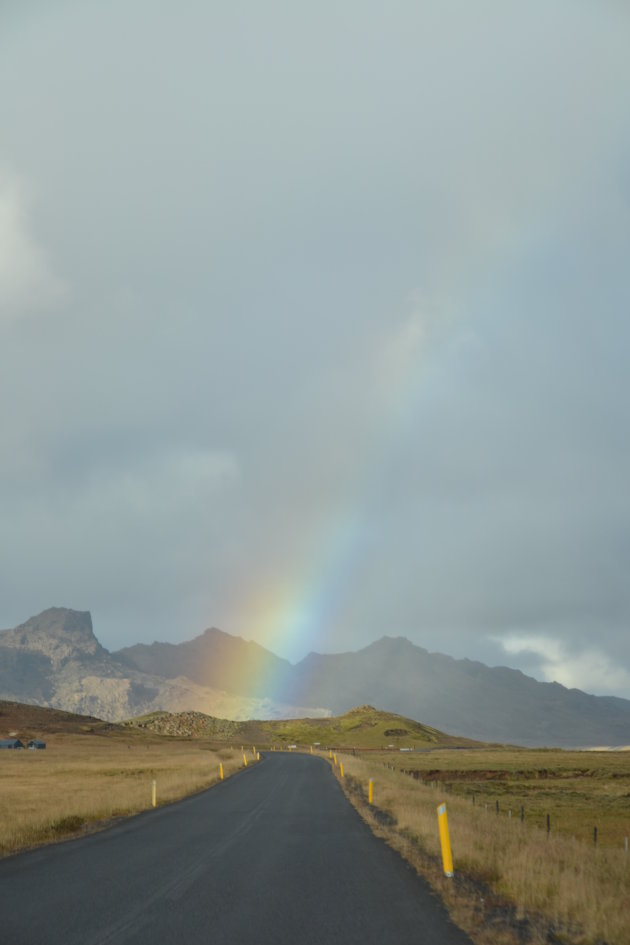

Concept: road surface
[[0, 753, 472, 944]]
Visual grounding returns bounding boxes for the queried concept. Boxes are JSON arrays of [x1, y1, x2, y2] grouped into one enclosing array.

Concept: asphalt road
[[0, 753, 472, 944]]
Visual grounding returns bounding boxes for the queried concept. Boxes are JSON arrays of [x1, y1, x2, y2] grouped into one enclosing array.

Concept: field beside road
[[0, 702, 246, 857], [329, 748, 630, 945], [366, 745, 630, 848]]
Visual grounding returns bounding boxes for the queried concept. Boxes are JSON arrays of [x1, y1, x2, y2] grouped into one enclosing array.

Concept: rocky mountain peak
[[0, 608, 106, 668]]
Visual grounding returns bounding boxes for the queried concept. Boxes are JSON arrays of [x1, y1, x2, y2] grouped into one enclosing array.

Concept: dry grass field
[[0, 724, 248, 857], [328, 748, 630, 945]]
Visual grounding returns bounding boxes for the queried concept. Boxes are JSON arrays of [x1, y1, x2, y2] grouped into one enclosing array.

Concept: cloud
[[0, 2, 629, 694], [0, 168, 66, 318], [494, 634, 630, 697], [379, 292, 454, 385]]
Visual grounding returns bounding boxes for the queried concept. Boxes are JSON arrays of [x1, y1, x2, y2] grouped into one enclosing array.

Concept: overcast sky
[[1, 1, 629, 699]]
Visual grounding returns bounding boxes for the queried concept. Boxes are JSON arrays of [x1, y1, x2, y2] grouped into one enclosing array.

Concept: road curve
[[0, 753, 472, 944]]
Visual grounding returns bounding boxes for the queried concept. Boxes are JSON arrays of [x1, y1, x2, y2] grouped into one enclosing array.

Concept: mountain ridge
[[2, 607, 630, 747]]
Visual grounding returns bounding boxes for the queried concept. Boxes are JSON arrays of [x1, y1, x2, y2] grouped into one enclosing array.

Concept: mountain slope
[[279, 636, 630, 747], [116, 627, 291, 698]]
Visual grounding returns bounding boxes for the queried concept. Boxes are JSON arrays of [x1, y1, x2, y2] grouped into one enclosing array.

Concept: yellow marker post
[[219, 763, 224, 781], [368, 779, 373, 804], [253, 747, 256, 756], [339, 763, 344, 779], [310, 745, 313, 754], [329, 749, 332, 760], [333, 753, 338, 766], [437, 803, 454, 877], [152, 779, 157, 808], [256, 752, 260, 761], [243, 753, 248, 767]]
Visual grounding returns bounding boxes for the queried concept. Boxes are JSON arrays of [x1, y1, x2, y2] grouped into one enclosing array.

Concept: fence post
[[594, 827, 598, 847], [546, 814, 550, 836]]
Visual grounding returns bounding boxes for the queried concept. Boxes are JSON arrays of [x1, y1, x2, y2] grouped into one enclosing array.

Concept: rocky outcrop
[[1, 609, 104, 668]]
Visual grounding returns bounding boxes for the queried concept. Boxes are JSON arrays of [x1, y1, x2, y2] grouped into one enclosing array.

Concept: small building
[[0, 738, 25, 749], [27, 739, 46, 750]]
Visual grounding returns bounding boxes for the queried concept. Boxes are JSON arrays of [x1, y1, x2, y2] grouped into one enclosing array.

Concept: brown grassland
[[0, 724, 248, 857], [326, 747, 630, 945]]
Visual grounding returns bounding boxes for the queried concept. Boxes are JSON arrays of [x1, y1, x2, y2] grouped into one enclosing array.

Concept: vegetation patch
[[0, 726, 248, 858]]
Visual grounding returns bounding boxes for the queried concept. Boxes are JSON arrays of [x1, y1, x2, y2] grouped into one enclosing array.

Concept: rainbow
[[238, 310, 444, 670]]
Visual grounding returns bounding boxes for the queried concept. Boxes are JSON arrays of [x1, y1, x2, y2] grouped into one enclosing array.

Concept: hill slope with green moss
[[126, 705, 482, 748]]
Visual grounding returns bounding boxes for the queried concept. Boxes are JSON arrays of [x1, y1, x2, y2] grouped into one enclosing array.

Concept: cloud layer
[[1, 1, 629, 697]]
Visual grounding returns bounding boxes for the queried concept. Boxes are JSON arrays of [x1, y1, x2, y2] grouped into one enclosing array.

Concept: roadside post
[[243, 753, 248, 767], [152, 779, 157, 808], [436, 803, 454, 877], [339, 763, 344, 779], [368, 779, 373, 804], [219, 763, 224, 780]]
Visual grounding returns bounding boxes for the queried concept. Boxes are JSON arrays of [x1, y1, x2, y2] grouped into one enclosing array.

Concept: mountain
[[2, 609, 630, 746], [0, 608, 326, 723], [278, 636, 630, 747], [116, 627, 291, 698]]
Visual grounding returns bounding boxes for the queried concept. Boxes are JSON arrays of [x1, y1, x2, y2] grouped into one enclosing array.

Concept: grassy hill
[[1, 699, 479, 749], [0, 699, 120, 739], [125, 704, 481, 749]]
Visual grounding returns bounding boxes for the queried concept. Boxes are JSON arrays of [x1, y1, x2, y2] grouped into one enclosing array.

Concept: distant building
[[27, 739, 46, 750], [0, 738, 25, 749]]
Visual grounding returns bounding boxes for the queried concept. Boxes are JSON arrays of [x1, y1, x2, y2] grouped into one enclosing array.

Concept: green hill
[[126, 705, 481, 749]]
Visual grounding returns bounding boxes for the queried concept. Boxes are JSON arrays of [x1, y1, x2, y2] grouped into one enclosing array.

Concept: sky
[[1, 1, 630, 699]]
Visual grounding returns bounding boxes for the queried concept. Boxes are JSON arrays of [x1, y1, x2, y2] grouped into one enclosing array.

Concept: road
[[0, 753, 472, 944]]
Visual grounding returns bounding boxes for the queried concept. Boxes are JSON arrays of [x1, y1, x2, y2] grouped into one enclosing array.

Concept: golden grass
[[0, 732, 249, 857], [328, 751, 630, 945]]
